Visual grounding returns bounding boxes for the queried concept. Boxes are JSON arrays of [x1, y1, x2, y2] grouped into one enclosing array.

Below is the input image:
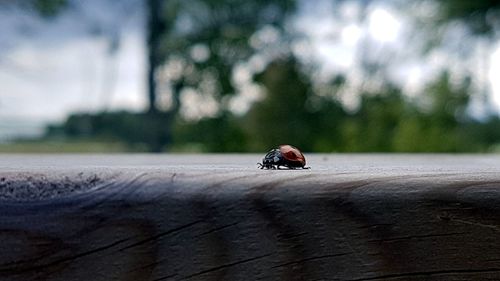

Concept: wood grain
[[1, 154, 500, 280]]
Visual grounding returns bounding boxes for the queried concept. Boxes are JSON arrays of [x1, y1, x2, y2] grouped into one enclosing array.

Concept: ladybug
[[258, 144, 310, 169]]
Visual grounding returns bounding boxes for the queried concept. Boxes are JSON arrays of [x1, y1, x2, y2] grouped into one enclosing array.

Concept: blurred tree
[[45, 111, 170, 151], [11, 0, 500, 153], [157, 0, 296, 151], [147, 0, 167, 113], [0, 0, 67, 17], [33, 0, 67, 17], [392, 71, 474, 152], [172, 112, 247, 152], [2, 0, 166, 151], [464, 116, 500, 152], [424, 71, 471, 125], [0, 0, 69, 17], [19, 0, 165, 116], [158, 0, 295, 111], [436, 0, 500, 35], [246, 58, 346, 152], [7, 0, 297, 152], [341, 85, 407, 152]]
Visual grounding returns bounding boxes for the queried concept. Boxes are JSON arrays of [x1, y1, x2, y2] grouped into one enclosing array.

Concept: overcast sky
[[0, 0, 499, 140]]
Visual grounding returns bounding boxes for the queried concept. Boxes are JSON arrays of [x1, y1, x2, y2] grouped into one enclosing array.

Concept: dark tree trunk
[[146, 0, 166, 113], [145, 0, 169, 152]]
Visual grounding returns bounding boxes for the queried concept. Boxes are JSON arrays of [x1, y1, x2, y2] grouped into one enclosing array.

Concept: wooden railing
[[1, 154, 500, 280]]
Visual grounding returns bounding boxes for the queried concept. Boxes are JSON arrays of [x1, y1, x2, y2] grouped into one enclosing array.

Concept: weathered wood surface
[[1, 154, 500, 280]]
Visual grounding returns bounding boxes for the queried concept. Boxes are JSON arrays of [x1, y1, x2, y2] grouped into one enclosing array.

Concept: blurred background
[[0, 0, 500, 153]]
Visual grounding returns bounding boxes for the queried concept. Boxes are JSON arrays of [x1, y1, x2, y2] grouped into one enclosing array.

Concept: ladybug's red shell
[[279, 145, 306, 166]]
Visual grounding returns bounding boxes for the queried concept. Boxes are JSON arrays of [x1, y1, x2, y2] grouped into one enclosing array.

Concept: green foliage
[[172, 112, 247, 152], [436, 0, 500, 34], [341, 72, 478, 153], [167, 57, 498, 153], [245, 58, 345, 152], [45, 66, 500, 153], [0, 140, 141, 153], [341, 89, 403, 152], [33, 0, 500, 153], [46, 111, 172, 152], [33, 0, 67, 17], [158, 0, 295, 111], [388, 72, 475, 152]]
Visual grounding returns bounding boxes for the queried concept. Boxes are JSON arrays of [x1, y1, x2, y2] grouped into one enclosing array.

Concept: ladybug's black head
[[262, 148, 282, 164]]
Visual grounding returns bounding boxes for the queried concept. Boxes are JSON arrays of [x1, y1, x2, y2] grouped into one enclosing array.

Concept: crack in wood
[[450, 218, 500, 232], [195, 222, 239, 237], [178, 253, 273, 280], [270, 252, 352, 269], [126, 261, 160, 274], [276, 231, 309, 240], [358, 223, 393, 229], [0, 237, 131, 274], [152, 273, 178, 281], [118, 220, 204, 252], [348, 268, 500, 281], [367, 232, 467, 243]]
